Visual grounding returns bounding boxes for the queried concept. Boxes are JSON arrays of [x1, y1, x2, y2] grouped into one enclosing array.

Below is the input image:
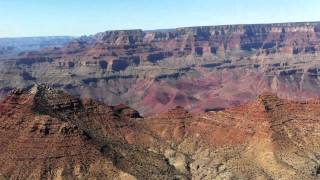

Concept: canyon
[[0, 85, 319, 179], [1, 21, 320, 179], [0, 22, 320, 116]]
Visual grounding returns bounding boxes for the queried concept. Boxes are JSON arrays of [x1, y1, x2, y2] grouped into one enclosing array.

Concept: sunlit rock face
[[1, 22, 320, 116]]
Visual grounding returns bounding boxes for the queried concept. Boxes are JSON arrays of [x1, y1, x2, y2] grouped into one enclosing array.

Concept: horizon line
[[1, 20, 319, 39]]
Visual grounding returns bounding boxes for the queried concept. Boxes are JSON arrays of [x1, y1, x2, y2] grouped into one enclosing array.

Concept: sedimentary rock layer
[[1, 22, 320, 115]]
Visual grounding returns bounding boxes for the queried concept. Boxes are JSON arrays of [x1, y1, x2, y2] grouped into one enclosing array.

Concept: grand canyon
[[1, 22, 320, 116], [1, 21, 320, 179]]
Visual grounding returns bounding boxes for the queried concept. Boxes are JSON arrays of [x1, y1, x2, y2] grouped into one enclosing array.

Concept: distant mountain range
[[0, 36, 73, 58]]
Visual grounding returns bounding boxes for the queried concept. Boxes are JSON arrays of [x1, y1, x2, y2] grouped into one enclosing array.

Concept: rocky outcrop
[[0, 85, 186, 179], [1, 86, 320, 179], [144, 92, 320, 179]]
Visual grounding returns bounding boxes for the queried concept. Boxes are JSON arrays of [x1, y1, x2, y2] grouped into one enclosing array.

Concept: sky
[[0, 0, 319, 37]]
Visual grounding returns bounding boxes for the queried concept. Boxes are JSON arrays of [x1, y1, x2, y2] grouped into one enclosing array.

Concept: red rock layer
[[1, 85, 320, 179], [0, 86, 184, 179]]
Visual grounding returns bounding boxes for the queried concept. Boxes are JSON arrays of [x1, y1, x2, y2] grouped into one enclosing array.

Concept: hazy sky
[[0, 0, 319, 37]]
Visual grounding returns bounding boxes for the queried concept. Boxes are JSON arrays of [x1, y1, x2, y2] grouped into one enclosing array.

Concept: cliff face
[[0, 86, 320, 179], [1, 22, 320, 115]]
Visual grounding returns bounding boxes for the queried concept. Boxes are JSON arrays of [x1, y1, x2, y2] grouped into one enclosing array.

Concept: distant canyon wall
[[1, 22, 320, 115]]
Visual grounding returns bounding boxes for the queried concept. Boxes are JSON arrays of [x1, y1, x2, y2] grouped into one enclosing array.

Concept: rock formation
[[0, 85, 320, 179], [0, 85, 185, 179], [0, 22, 320, 116]]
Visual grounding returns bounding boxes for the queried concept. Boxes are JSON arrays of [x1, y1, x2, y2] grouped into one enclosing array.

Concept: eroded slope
[[1, 85, 320, 179]]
